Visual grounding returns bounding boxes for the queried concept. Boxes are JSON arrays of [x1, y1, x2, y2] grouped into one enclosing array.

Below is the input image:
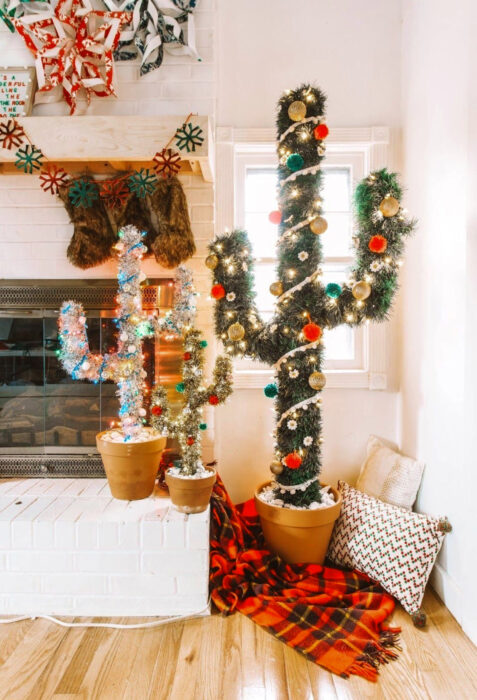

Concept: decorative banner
[[103, 0, 199, 76], [13, 0, 132, 114], [0, 66, 36, 117]]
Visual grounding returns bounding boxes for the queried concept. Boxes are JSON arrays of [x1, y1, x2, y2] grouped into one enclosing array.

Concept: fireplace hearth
[[0, 280, 182, 477]]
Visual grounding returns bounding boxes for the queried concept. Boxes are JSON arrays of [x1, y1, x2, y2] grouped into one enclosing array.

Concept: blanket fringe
[[350, 628, 401, 681]]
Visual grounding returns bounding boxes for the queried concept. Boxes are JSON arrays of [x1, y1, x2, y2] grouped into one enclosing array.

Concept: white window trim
[[215, 126, 393, 391]]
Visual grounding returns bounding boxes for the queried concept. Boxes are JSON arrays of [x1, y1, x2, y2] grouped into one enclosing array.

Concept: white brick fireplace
[[0, 478, 210, 616]]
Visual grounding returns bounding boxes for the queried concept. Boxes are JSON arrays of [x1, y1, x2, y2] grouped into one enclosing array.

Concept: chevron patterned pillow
[[327, 481, 447, 618]]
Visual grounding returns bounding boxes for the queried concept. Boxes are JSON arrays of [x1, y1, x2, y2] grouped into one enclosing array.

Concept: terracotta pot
[[96, 430, 167, 501], [165, 468, 216, 514], [254, 481, 342, 564]]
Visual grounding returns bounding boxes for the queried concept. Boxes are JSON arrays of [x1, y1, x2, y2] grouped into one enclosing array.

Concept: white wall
[[400, 0, 476, 643], [215, 0, 403, 503]]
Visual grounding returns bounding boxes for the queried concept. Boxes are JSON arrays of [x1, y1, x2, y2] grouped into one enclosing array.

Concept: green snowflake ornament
[[68, 178, 99, 208], [14, 144, 44, 173], [128, 169, 157, 198], [175, 122, 204, 153]]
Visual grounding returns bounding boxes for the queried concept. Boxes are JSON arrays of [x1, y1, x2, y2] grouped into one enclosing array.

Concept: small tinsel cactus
[[151, 328, 233, 475]]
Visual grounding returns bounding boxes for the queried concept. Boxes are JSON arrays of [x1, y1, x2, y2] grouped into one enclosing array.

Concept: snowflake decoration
[[287, 419, 297, 431], [303, 436, 313, 446], [68, 178, 99, 208], [298, 251, 309, 261], [128, 168, 157, 198], [100, 178, 130, 209], [370, 260, 382, 272], [0, 119, 25, 150], [289, 369, 299, 378], [226, 292, 236, 302], [14, 144, 44, 173], [39, 165, 69, 195], [153, 148, 182, 178], [174, 122, 204, 153]]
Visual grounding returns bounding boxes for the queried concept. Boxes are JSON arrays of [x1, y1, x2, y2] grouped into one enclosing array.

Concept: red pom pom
[[284, 452, 302, 469], [186, 437, 195, 446], [211, 284, 226, 299], [313, 123, 329, 140], [302, 322, 322, 342], [268, 210, 282, 225], [368, 235, 388, 253], [151, 406, 162, 416], [183, 352, 191, 361], [209, 394, 219, 405]]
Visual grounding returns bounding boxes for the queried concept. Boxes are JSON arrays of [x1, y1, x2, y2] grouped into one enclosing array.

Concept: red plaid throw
[[209, 475, 401, 682]]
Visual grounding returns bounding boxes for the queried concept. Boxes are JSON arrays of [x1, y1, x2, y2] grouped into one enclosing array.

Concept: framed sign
[[0, 67, 36, 118]]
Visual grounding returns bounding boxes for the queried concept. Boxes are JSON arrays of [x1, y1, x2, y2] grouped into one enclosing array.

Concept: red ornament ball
[[211, 284, 226, 300], [183, 352, 191, 361], [302, 322, 322, 342], [209, 394, 219, 405], [151, 405, 162, 416], [284, 452, 302, 469], [313, 123, 329, 140], [186, 437, 195, 446], [368, 235, 388, 254], [268, 210, 282, 225]]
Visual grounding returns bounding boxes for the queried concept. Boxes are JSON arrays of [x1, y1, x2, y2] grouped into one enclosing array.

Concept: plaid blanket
[[209, 476, 401, 682]]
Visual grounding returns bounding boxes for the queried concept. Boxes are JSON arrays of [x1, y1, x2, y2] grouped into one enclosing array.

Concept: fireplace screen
[[0, 281, 182, 476]]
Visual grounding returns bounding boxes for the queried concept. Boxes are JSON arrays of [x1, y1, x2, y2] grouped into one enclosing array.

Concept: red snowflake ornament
[[153, 148, 182, 179], [0, 119, 26, 151], [39, 165, 70, 195], [100, 177, 130, 209]]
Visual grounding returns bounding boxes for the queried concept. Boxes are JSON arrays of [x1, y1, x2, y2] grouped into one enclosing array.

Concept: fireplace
[[0, 280, 182, 477]]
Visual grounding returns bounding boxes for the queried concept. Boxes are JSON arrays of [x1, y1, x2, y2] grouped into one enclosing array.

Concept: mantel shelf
[[0, 115, 214, 182]]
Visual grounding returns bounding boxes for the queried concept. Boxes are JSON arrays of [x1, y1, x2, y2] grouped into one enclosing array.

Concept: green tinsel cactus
[[151, 328, 233, 475], [207, 84, 416, 508]]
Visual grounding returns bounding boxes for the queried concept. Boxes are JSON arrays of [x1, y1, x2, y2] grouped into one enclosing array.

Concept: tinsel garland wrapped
[[208, 84, 416, 507], [151, 328, 233, 475]]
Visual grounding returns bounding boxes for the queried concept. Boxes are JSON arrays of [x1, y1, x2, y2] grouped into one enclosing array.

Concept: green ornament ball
[[199, 423, 207, 431], [286, 153, 304, 172], [264, 383, 278, 398], [175, 382, 185, 393], [200, 340, 208, 348], [325, 282, 342, 299]]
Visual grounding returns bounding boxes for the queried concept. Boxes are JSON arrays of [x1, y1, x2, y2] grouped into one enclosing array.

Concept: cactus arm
[[152, 265, 197, 337], [323, 169, 416, 329]]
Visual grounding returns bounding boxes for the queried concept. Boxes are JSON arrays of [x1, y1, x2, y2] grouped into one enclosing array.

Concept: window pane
[[321, 168, 351, 212], [323, 326, 355, 361]]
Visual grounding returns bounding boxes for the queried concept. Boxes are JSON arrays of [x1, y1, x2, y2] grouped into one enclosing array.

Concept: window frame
[[215, 126, 392, 390]]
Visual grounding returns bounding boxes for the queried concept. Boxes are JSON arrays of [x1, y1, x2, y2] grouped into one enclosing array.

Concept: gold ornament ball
[[288, 100, 307, 122], [352, 280, 372, 301], [310, 216, 328, 235], [270, 460, 284, 475], [269, 281, 283, 297], [308, 371, 326, 391], [379, 196, 400, 218], [228, 322, 245, 342], [205, 253, 219, 270]]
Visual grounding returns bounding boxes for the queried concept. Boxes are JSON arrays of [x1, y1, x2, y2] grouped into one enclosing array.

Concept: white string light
[[282, 163, 321, 186]]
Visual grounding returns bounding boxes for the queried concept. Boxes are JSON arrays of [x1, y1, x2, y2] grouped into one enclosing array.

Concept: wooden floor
[[0, 588, 475, 700]]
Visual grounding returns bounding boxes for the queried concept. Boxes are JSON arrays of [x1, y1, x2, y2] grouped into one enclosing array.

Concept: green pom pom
[[200, 340, 208, 348], [175, 382, 185, 393], [199, 423, 207, 431], [286, 153, 304, 172], [264, 383, 278, 398], [325, 283, 342, 299]]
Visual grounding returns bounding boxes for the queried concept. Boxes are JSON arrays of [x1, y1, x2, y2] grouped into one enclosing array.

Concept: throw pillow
[[327, 481, 449, 622], [356, 435, 425, 510]]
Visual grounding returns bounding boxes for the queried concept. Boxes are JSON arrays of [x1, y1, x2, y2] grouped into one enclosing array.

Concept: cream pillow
[[356, 435, 424, 510]]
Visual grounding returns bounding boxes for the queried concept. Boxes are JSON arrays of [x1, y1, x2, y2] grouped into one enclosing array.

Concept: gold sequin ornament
[[379, 196, 400, 217], [308, 371, 326, 390], [310, 216, 328, 235], [205, 254, 219, 270], [288, 100, 306, 122], [352, 281, 371, 300], [270, 460, 284, 475], [228, 322, 245, 341], [269, 281, 283, 296]]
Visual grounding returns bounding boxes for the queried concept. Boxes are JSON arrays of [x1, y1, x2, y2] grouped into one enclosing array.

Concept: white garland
[[276, 394, 321, 429], [276, 218, 310, 245], [281, 163, 321, 186], [273, 339, 321, 369], [273, 475, 318, 492], [276, 269, 320, 303], [278, 115, 323, 143]]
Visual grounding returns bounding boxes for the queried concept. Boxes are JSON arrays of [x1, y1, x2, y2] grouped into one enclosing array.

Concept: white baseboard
[[431, 563, 477, 647]]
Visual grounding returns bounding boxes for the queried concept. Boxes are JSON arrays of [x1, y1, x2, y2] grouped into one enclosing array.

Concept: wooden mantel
[[0, 115, 214, 182]]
